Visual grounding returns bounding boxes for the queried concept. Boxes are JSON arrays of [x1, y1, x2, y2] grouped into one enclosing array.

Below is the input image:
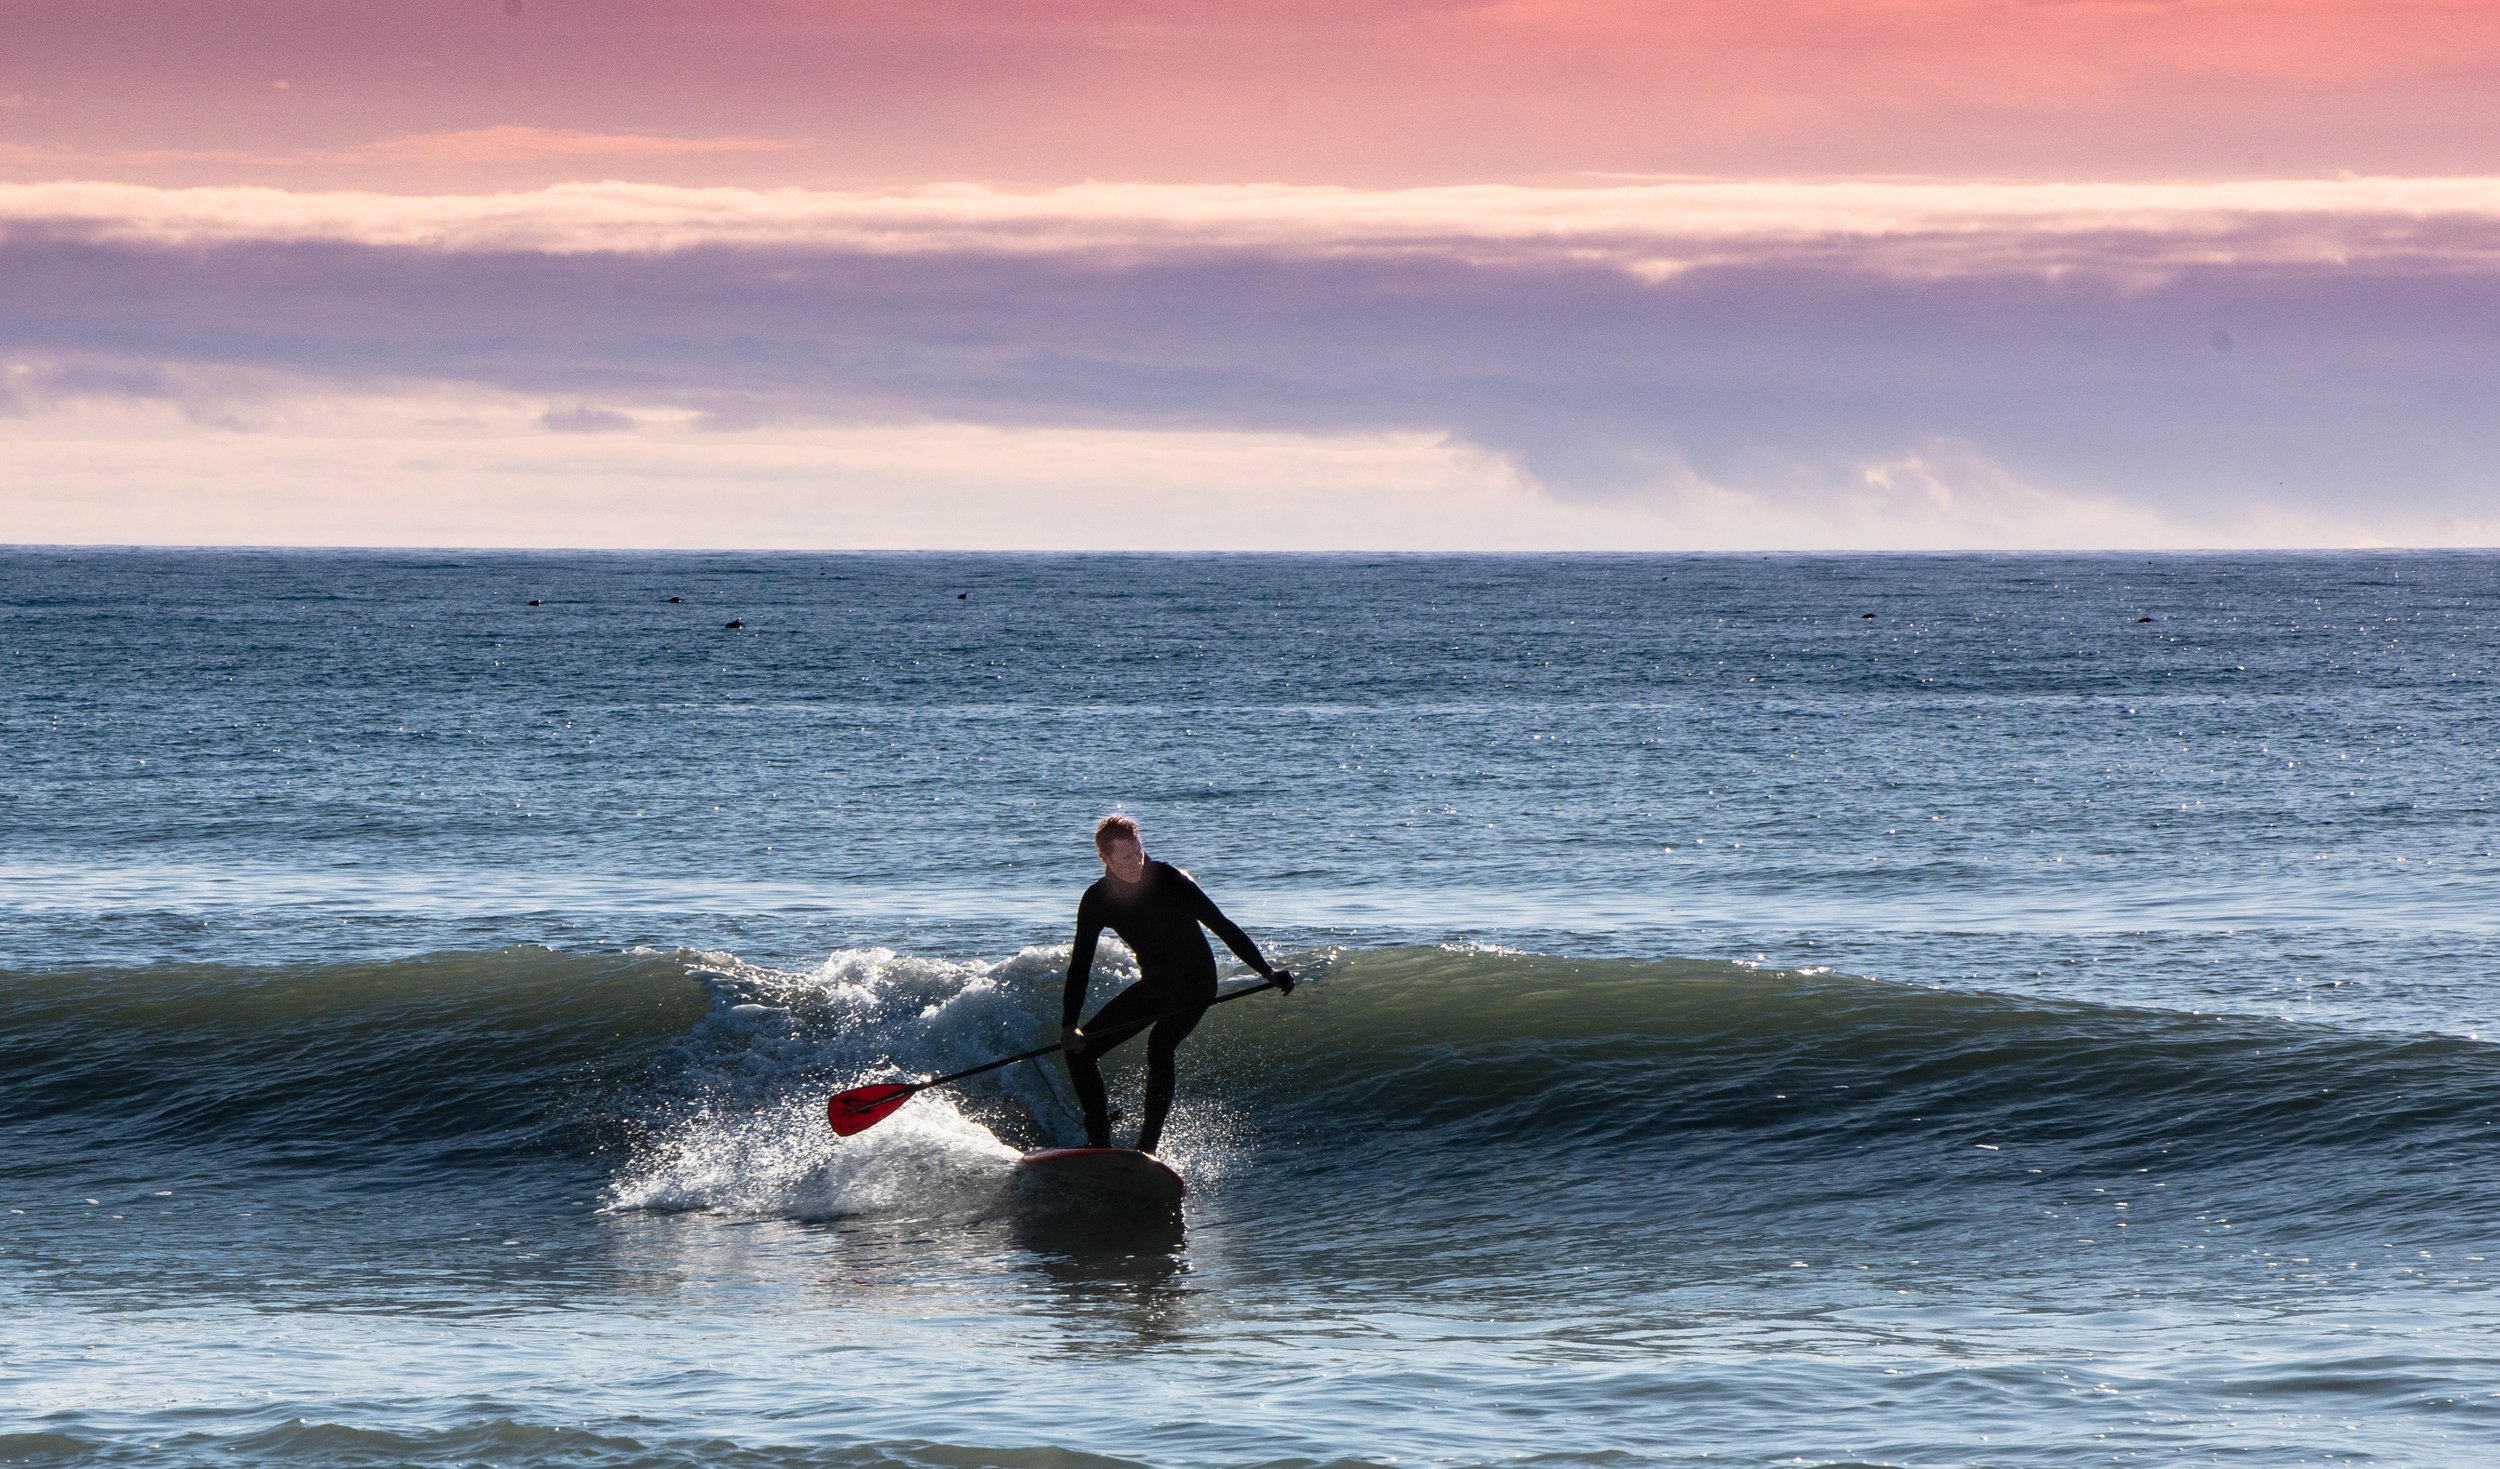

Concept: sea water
[[3, 549, 2497, 1467]]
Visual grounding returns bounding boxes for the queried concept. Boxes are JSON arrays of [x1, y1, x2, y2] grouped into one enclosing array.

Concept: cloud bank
[[12, 177, 2500, 272], [4, 178, 2497, 547]]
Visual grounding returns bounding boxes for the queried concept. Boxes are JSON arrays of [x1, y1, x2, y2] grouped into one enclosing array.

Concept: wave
[[0, 947, 702, 1181], [5, 945, 2492, 1222]]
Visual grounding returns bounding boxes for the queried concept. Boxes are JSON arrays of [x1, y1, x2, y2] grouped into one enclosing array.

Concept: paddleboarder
[[1063, 814, 1292, 1154]]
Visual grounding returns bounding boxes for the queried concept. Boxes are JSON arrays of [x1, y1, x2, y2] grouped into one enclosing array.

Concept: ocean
[[4, 548, 2497, 1467]]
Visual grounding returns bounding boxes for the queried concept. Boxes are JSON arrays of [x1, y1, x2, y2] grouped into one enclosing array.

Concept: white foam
[[607, 1087, 1017, 1222], [606, 945, 1103, 1220]]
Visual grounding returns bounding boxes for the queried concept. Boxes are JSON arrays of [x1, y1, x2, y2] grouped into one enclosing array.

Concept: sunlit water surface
[[5, 550, 2499, 1467]]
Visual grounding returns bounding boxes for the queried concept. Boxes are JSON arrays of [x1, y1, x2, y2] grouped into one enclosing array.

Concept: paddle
[[824, 974, 1292, 1137]]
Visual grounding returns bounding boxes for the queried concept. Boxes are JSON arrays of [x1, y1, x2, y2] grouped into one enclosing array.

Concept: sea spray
[[606, 946, 1103, 1220]]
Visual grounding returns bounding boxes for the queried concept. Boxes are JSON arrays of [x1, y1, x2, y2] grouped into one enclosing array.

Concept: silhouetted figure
[[1061, 815, 1292, 1154]]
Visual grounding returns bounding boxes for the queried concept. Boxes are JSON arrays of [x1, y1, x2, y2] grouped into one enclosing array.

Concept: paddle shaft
[[893, 976, 1285, 1097]]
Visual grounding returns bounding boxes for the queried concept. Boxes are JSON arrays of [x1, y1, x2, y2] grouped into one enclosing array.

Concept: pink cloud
[[7, 177, 2500, 279], [3, 1, 2498, 188]]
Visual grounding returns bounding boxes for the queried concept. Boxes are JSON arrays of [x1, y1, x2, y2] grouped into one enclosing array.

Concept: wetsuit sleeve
[[1064, 887, 1103, 1026], [1174, 869, 1275, 977]]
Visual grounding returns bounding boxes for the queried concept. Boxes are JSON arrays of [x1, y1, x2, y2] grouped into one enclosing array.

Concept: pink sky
[[9, 1, 2500, 188], [4, 1, 2499, 548]]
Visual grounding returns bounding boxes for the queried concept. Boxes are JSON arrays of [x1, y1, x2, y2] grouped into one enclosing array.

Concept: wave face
[[0, 948, 703, 1184], [1233, 949, 2498, 1162], [13, 943, 2484, 1239]]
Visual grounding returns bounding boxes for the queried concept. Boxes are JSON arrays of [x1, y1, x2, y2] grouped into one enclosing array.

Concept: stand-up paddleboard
[[1017, 1147, 1186, 1204]]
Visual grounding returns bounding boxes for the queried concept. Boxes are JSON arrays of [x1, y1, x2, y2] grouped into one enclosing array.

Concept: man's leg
[[1064, 982, 1159, 1148], [1134, 1004, 1207, 1155], [1065, 1048, 1115, 1148]]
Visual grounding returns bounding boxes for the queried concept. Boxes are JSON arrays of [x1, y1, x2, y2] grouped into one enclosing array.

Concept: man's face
[[1101, 834, 1147, 884]]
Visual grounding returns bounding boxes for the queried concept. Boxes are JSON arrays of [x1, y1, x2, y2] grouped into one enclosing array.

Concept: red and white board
[[1016, 1147, 1187, 1204]]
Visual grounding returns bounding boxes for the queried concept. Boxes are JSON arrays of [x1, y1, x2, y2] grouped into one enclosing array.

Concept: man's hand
[[1268, 968, 1296, 995], [1062, 1024, 1087, 1056]]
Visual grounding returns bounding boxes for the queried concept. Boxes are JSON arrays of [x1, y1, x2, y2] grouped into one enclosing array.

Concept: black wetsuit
[[1064, 859, 1274, 1152]]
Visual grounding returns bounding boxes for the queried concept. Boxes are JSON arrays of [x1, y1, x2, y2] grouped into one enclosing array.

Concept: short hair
[[1093, 813, 1142, 856]]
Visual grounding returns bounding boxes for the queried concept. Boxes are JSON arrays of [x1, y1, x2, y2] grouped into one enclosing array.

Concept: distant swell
[[4, 945, 2493, 1217]]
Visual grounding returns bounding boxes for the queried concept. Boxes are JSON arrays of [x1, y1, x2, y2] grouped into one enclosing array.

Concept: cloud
[[9, 177, 2500, 276], [539, 405, 638, 433], [3, 177, 2498, 546]]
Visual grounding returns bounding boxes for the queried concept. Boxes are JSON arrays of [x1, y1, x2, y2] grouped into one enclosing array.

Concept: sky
[[4, 0, 2500, 550]]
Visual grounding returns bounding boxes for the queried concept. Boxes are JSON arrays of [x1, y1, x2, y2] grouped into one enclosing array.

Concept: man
[[1062, 814, 1293, 1154]]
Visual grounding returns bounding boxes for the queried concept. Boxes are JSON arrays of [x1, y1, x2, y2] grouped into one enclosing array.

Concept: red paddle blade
[[825, 1083, 916, 1137]]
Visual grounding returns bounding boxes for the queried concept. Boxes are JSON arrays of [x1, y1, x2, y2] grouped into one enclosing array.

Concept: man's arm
[[1064, 887, 1104, 1028], [1174, 869, 1288, 986]]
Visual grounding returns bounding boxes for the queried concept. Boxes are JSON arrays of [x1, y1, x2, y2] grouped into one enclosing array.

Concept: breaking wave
[[6, 944, 2493, 1226]]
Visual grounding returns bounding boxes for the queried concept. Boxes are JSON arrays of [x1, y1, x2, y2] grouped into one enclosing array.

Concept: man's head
[[1094, 813, 1146, 883]]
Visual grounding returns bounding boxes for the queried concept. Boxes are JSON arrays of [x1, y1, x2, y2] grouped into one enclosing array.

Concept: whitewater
[[5, 549, 2498, 1467]]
